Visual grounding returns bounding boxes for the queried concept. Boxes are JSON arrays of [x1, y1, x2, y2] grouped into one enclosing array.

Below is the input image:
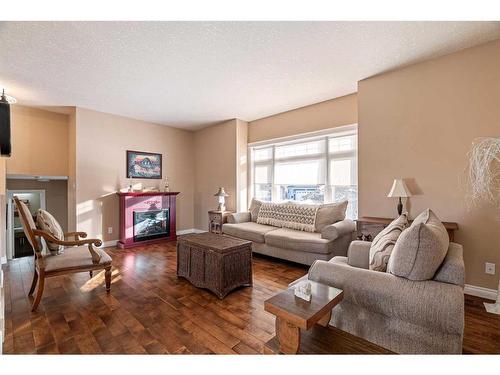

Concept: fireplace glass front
[[133, 209, 170, 242]]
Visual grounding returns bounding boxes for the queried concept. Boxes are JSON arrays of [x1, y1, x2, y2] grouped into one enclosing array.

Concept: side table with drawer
[[208, 210, 232, 234]]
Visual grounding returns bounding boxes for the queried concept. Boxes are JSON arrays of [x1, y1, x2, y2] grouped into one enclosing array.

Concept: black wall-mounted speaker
[[0, 92, 11, 157]]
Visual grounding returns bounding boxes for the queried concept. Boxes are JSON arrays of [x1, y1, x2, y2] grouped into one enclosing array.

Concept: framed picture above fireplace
[[126, 150, 162, 179]]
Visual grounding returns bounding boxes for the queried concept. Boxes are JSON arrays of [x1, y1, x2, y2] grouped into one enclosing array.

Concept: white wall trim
[[0, 256, 6, 265], [101, 240, 118, 248], [464, 284, 498, 301]]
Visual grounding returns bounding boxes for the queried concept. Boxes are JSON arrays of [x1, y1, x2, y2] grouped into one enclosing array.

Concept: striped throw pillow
[[369, 213, 408, 272]]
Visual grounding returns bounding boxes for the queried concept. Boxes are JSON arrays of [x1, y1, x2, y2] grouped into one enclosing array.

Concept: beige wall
[[248, 93, 357, 143], [75, 108, 195, 241], [358, 39, 500, 290], [194, 120, 238, 230], [8, 105, 69, 176]]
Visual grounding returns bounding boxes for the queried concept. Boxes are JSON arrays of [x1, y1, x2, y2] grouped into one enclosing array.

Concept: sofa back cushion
[[36, 209, 64, 255], [249, 198, 263, 222], [387, 209, 449, 281], [257, 202, 318, 232], [369, 213, 408, 272], [314, 200, 348, 232]]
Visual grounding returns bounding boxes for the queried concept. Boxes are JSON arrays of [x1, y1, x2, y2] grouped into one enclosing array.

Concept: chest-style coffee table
[[264, 280, 344, 354], [177, 232, 252, 299]]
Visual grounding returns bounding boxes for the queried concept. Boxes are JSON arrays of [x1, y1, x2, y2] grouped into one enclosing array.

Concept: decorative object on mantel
[[126, 150, 162, 179], [294, 281, 312, 301], [387, 179, 412, 215], [466, 137, 500, 315], [163, 177, 170, 192], [142, 186, 160, 192], [214, 187, 229, 211]]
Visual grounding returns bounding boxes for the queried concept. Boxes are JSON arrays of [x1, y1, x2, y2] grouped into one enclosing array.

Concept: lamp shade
[[387, 179, 412, 198], [214, 187, 229, 197]]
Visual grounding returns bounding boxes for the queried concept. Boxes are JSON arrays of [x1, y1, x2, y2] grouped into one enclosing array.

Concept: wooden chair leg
[[105, 267, 112, 292], [89, 270, 93, 278], [32, 273, 45, 312], [28, 268, 38, 296]]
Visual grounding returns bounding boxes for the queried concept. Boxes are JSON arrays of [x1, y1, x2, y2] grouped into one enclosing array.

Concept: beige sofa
[[293, 240, 465, 353], [222, 211, 355, 265]]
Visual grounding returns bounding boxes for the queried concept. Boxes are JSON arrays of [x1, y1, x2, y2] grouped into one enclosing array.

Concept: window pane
[[329, 135, 357, 153], [332, 185, 358, 219], [254, 183, 271, 201], [275, 139, 325, 159], [253, 147, 272, 162], [275, 159, 325, 185], [254, 164, 271, 183], [330, 158, 356, 185], [278, 185, 325, 204]]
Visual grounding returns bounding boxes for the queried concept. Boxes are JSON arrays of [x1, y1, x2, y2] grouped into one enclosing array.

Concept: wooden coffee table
[[264, 280, 343, 354]]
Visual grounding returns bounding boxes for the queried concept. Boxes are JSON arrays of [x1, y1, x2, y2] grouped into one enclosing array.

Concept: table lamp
[[214, 187, 229, 211], [387, 179, 412, 215]]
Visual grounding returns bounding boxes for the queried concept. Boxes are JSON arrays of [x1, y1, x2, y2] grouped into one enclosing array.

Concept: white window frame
[[248, 124, 358, 217]]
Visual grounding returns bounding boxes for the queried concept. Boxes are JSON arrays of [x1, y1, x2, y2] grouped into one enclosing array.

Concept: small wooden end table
[[264, 280, 343, 354], [208, 210, 232, 234]]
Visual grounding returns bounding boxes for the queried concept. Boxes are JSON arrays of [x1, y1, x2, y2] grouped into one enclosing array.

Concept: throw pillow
[[387, 209, 449, 281], [368, 213, 408, 272], [314, 200, 348, 232], [257, 202, 318, 232], [249, 198, 263, 222], [36, 209, 64, 255]]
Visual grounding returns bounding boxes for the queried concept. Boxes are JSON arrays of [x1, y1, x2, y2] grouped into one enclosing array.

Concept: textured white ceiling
[[1, 21, 499, 129]]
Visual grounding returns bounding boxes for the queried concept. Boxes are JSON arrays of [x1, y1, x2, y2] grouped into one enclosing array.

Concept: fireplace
[[117, 191, 179, 249], [133, 209, 170, 242]]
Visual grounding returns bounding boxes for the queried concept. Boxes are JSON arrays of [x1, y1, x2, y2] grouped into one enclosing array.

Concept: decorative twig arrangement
[[465, 137, 500, 314]]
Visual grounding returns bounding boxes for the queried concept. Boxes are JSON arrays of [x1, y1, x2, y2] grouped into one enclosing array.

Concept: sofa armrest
[[308, 260, 464, 335], [347, 240, 371, 269], [321, 219, 355, 241], [227, 212, 251, 224]]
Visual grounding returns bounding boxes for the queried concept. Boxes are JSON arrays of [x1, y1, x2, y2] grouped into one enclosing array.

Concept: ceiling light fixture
[[0, 89, 17, 104]]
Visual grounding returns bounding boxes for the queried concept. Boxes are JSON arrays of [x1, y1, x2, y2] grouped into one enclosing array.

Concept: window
[[250, 127, 358, 219]]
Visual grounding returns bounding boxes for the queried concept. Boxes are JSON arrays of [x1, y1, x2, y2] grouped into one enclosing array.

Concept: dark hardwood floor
[[2, 241, 499, 354]]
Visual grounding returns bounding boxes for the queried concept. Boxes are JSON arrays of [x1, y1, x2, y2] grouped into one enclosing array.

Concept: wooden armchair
[[14, 196, 112, 311]]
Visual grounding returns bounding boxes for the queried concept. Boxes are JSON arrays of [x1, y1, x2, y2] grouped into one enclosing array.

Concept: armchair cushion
[[347, 240, 371, 269], [388, 209, 449, 281], [36, 209, 64, 255], [368, 213, 408, 272], [44, 246, 112, 272], [227, 212, 251, 224], [320, 219, 355, 241], [314, 200, 348, 232]]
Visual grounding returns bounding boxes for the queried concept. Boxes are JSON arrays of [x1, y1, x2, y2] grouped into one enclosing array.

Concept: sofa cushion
[[249, 198, 263, 222], [264, 228, 334, 254], [387, 209, 449, 281], [222, 222, 278, 243], [314, 200, 348, 232], [36, 209, 64, 255], [257, 202, 318, 232], [369, 213, 408, 272], [44, 246, 112, 272]]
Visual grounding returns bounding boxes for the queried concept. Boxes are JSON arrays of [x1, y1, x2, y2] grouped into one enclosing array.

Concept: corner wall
[[358, 39, 500, 290], [75, 108, 195, 241]]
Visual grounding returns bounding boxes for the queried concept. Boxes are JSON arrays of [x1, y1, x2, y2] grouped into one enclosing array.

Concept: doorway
[[6, 190, 46, 260]]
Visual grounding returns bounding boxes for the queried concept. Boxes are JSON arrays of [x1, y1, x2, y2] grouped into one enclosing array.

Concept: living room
[[1, 1, 500, 371]]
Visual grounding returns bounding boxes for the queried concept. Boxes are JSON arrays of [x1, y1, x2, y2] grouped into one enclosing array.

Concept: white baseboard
[[464, 284, 498, 301], [0, 256, 6, 265], [101, 240, 118, 248]]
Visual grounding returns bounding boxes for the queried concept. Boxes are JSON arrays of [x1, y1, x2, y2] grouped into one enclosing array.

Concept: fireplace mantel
[[117, 191, 180, 249]]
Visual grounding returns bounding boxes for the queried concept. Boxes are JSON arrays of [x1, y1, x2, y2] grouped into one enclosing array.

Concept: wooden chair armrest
[[34, 229, 102, 263], [64, 231, 88, 240]]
